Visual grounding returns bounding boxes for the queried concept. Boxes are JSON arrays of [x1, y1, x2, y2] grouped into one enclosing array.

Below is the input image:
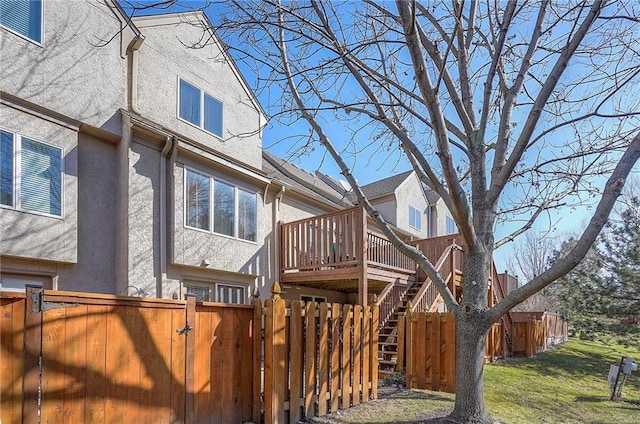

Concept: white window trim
[[183, 280, 247, 304], [0, 0, 44, 47], [0, 129, 64, 219], [301, 295, 327, 303], [409, 205, 421, 230], [177, 77, 224, 139], [215, 282, 246, 305], [183, 166, 258, 243]]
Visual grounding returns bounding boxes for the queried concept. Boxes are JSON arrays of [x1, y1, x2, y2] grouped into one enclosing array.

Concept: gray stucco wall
[[0, 0, 128, 134], [57, 134, 117, 293], [0, 105, 78, 263], [132, 13, 263, 169]]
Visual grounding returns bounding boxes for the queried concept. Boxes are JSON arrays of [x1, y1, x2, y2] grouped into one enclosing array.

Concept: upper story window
[[178, 79, 223, 138], [0, 0, 42, 44], [409, 205, 421, 230], [446, 216, 457, 234], [185, 168, 256, 242], [1, 130, 62, 217]]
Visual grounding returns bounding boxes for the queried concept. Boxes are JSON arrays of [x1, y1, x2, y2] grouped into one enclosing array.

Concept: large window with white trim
[[178, 79, 223, 137], [0, 130, 62, 216], [185, 168, 257, 242], [0, 0, 42, 43]]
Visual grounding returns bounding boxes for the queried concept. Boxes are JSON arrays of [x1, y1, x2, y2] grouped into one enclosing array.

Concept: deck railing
[[375, 281, 413, 328], [410, 244, 459, 313], [280, 205, 416, 276]]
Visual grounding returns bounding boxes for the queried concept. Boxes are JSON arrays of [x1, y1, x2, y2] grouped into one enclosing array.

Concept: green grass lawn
[[309, 338, 640, 423], [483, 339, 640, 423]]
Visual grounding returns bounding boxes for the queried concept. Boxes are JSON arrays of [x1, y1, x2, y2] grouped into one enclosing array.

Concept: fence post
[[184, 294, 196, 424], [265, 282, 286, 424], [405, 302, 415, 389], [23, 286, 43, 423], [252, 297, 263, 423]]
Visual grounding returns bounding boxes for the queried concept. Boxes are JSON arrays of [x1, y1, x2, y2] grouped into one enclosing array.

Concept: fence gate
[[1, 287, 255, 424]]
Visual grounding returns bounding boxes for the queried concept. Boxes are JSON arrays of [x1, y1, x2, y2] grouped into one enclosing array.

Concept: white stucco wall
[[393, 173, 431, 239], [132, 13, 263, 169], [0, 105, 78, 263], [0, 0, 128, 134]]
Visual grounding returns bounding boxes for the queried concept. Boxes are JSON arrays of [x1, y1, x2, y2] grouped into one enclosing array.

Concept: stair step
[[378, 359, 397, 365]]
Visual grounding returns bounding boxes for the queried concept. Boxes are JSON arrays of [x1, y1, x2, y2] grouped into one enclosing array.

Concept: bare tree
[[505, 231, 559, 283], [129, 0, 640, 422]]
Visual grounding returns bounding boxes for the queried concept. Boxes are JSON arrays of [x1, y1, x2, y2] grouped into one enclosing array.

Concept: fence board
[[290, 301, 303, 423], [318, 303, 329, 415], [304, 302, 317, 419], [341, 304, 352, 409], [352, 305, 362, 406], [362, 305, 371, 402], [330, 303, 341, 412]]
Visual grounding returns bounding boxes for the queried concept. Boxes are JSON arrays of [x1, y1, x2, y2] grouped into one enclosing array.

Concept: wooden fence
[[1, 287, 377, 424], [400, 311, 457, 393], [261, 293, 378, 423], [511, 312, 567, 357]]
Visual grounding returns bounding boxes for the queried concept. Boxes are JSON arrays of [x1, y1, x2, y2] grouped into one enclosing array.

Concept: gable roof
[[262, 151, 352, 209], [361, 171, 412, 200]]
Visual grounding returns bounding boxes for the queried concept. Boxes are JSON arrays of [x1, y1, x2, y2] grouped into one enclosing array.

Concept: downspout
[[126, 35, 144, 114], [273, 186, 286, 289], [116, 113, 133, 295], [158, 136, 176, 298]]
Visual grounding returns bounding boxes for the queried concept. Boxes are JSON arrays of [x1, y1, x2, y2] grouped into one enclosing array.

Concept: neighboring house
[[0, 0, 456, 306], [360, 171, 455, 239]]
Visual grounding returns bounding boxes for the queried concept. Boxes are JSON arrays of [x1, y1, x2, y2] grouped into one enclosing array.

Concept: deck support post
[[356, 203, 368, 306]]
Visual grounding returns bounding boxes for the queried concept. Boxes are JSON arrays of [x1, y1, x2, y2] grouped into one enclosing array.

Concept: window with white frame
[[0, 130, 62, 216], [409, 205, 421, 230], [178, 79, 223, 137], [185, 168, 257, 242], [446, 216, 457, 234], [0, 0, 42, 43], [185, 281, 245, 305], [301, 295, 327, 304]]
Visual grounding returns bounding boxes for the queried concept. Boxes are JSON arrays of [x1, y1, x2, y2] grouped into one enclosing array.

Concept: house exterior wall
[[0, 0, 129, 134], [0, 104, 78, 264], [394, 173, 431, 239], [132, 13, 263, 169], [370, 195, 397, 227]]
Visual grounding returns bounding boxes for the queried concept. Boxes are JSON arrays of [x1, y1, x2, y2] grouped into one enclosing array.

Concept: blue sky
[[122, 1, 639, 273]]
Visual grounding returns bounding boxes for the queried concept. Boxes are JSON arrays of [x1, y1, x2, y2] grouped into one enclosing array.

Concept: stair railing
[[410, 244, 459, 313], [376, 280, 414, 328], [490, 262, 513, 337]]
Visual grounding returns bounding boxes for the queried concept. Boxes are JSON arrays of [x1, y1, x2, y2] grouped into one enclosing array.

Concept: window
[[409, 206, 421, 230], [301, 295, 327, 304], [185, 282, 245, 305], [0, 0, 42, 43], [217, 284, 245, 304], [446, 216, 457, 234], [184, 168, 257, 242], [0, 130, 62, 216], [0, 273, 51, 292], [178, 79, 223, 137]]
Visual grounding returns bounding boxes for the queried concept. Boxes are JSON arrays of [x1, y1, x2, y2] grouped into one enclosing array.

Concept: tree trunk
[[448, 249, 493, 423], [449, 314, 491, 423]]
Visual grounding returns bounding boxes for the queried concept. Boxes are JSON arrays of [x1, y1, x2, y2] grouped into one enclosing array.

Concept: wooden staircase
[[376, 242, 515, 377], [378, 283, 421, 378]]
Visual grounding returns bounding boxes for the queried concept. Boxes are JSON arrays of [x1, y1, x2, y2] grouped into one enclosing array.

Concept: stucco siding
[[133, 14, 263, 169], [394, 174, 430, 238], [57, 134, 117, 293], [0, 0, 128, 134], [370, 196, 396, 227], [0, 104, 77, 263], [172, 160, 268, 280]]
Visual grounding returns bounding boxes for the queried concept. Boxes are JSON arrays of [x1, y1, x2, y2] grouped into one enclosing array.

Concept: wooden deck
[[279, 205, 418, 300]]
